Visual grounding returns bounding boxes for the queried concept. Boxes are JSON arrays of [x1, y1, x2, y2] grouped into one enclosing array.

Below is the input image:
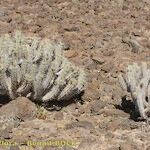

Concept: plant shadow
[[0, 92, 85, 111], [115, 95, 145, 122], [36, 91, 85, 111], [0, 95, 11, 107]]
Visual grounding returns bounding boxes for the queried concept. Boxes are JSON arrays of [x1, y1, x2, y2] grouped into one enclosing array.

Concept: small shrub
[[34, 105, 47, 120]]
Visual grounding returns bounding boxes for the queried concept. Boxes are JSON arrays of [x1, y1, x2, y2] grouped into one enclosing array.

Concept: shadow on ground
[[115, 96, 145, 122], [0, 95, 11, 107]]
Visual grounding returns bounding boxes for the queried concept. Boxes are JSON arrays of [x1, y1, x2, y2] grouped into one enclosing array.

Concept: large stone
[[0, 97, 36, 121]]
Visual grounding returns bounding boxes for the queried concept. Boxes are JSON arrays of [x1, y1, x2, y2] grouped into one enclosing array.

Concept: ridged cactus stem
[[119, 62, 150, 120], [0, 31, 87, 106]]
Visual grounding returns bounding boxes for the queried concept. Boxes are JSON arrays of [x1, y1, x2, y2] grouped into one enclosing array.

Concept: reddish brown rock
[[0, 97, 36, 121]]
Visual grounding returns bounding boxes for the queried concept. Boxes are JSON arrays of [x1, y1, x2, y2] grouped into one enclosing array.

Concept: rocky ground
[[0, 0, 150, 150]]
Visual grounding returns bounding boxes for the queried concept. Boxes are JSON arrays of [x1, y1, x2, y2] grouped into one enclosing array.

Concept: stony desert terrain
[[0, 0, 150, 150]]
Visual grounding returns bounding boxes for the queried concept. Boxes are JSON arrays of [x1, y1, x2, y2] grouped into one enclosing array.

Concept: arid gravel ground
[[0, 0, 150, 150]]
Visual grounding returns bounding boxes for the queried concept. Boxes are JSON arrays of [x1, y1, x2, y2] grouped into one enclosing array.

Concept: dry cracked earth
[[0, 0, 150, 150]]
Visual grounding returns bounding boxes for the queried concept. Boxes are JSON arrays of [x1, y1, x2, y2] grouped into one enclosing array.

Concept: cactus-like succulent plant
[[119, 63, 150, 120], [0, 31, 86, 104]]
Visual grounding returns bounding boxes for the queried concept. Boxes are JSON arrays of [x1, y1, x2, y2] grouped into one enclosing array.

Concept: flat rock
[[78, 138, 101, 150], [54, 112, 64, 120], [0, 126, 12, 139], [92, 56, 105, 65], [99, 118, 139, 131], [64, 50, 78, 58], [100, 108, 130, 118], [91, 100, 107, 115], [119, 142, 139, 150], [65, 121, 94, 130]]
